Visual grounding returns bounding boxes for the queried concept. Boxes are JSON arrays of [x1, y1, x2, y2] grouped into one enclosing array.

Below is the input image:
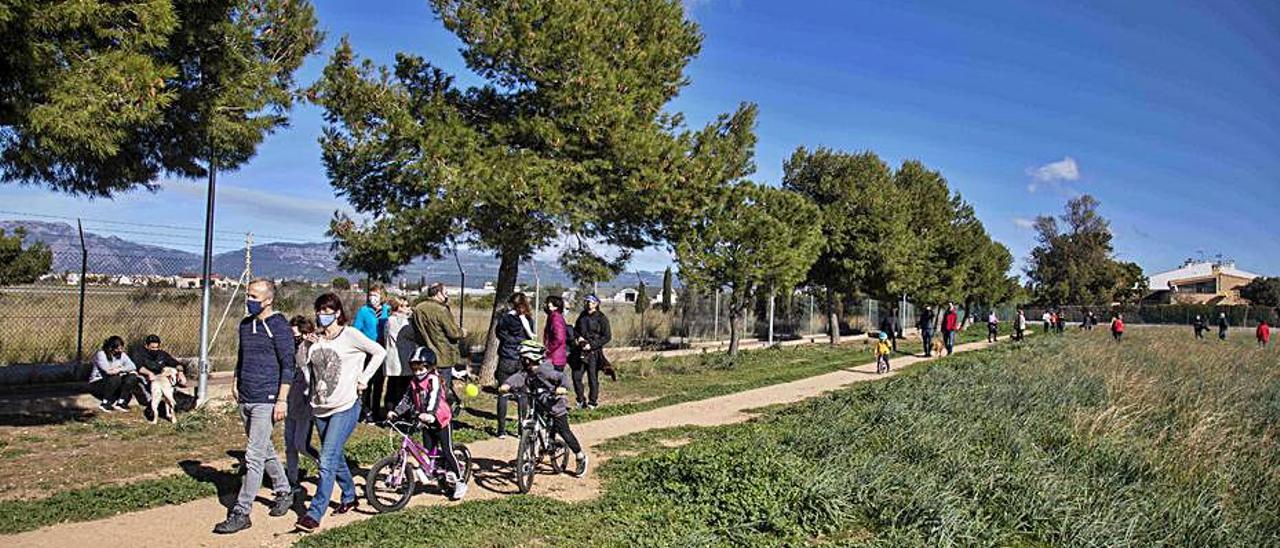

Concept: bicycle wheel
[[515, 426, 537, 494], [455, 444, 473, 484], [366, 454, 415, 513], [548, 439, 569, 474]]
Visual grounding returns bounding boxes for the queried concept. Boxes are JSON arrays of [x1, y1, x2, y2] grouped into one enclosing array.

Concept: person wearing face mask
[[495, 292, 533, 438], [386, 346, 469, 500], [381, 297, 417, 420], [89, 335, 141, 413], [284, 315, 320, 502], [214, 279, 296, 535], [295, 292, 386, 532], [353, 286, 391, 421], [134, 334, 185, 423]]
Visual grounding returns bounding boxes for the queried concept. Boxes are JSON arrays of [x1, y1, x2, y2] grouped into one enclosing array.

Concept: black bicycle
[[510, 386, 570, 493]]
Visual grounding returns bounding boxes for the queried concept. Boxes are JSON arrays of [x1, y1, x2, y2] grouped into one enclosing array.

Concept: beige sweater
[[306, 326, 386, 417]]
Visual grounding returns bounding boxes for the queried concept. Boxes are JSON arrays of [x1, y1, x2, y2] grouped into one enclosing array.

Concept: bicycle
[[510, 386, 571, 494], [364, 419, 473, 512]]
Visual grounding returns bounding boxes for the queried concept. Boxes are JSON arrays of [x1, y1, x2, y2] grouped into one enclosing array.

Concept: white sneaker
[[451, 481, 469, 500], [98, 402, 115, 413]]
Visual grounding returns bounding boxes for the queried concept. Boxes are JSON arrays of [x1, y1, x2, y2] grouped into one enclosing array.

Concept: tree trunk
[[478, 248, 519, 386], [826, 286, 841, 345], [728, 306, 743, 356]]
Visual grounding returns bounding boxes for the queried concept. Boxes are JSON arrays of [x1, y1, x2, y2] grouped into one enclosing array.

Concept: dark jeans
[[921, 328, 934, 356], [1219, 328, 1228, 340], [382, 375, 410, 416], [1113, 331, 1123, 341], [361, 366, 385, 420], [551, 414, 582, 454], [987, 324, 998, 343], [495, 360, 526, 436], [92, 373, 141, 406], [944, 330, 956, 355], [571, 351, 601, 406]]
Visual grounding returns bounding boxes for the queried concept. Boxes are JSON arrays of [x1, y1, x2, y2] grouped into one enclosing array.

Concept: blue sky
[[3, 0, 1278, 277]]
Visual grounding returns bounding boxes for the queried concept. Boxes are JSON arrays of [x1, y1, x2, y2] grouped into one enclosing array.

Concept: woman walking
[[382, 297, 416, 418], [285, 316, 319, 499], [495, 292, 535, 438], [295, 293, 386, 532], [353, 286, 391, 421], [543, 295, 569, 370]]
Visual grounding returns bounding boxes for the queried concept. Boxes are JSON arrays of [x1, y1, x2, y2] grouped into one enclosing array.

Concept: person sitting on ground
[[1217, 312, 1230, 341], [135, 334, 184, 423], [387, 346, 469, 500], [1110, 314, 1125, 341], [1192, 315, 1207, 339], [89, 335, 141, 413], [285, 315, 320, 497], [874, 331, 892, 374], [1256, 320, 1271, 348], [500, 340, 589, 477]]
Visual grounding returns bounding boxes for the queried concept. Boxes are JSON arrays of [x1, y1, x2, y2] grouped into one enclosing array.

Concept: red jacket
[[942, 310, 959, 332], [1111, 318, 1125, 333], [1257, 323, 1271, 343]]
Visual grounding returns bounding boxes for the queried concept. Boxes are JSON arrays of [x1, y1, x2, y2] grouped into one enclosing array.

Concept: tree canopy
[[1025, 195, 1146, 305], [0, 0, 322, 196], [1240, 277, 1280, 308], [674, 182, 822, 355], [312, 0, 757, 379], [0, 227, 52, 285]]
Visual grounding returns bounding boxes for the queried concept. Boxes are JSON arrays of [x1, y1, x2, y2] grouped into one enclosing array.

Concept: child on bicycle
[[500, 340, 589, 477], [874, 331, 891, 374], [386, 346, 468, 500]]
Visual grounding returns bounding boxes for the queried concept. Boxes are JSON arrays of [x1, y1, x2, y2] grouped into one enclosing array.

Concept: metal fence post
[[76, 219, 87, 364], [767, 285, 775, 346]]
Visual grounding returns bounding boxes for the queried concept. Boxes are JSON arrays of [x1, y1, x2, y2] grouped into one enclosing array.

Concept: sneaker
[[451, 481, 469, 501], [98, 402, 115, 413], [497, 432, 508, 440], [574, 453, 589, 477], [213, 511, 252, 534], [587, 403, 599, 410], [576, 401, 587, 410], [294, 516, 319, 532], [114, 401, 131, 411], [269, 492, 293, 517], [334, 498, 359, 515]]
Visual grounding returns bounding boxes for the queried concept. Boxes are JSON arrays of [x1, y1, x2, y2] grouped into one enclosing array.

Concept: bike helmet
[[409, 346, 437, 366], [518, 340, 546, 361], [878, 331, 889, 341]]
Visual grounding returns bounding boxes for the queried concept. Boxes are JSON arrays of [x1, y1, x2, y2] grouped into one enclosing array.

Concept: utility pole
[[531, 259, 541, 335], [76, 219, 87, 364], [808, 292, 815, 337], [245, 232, 253, 280], [713, 290, 720, 342], [196, 151, 217, 405], [767, 286, 776, 346]]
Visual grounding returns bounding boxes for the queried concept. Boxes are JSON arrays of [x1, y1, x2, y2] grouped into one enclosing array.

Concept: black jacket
[[134, 349, 181, 375], [574, 310, 612, 350], [496, 311, 531, 362], [917, 309, 935, 331], [879, 314, 900, 336]]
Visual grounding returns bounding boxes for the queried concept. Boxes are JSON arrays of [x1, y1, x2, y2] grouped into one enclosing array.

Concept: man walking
[[918, 305, 936, 357], [214, 279, 295, 534], [412, 283, 466, 409], [1217, 312, 1230, 341], [941, 303, 960, 355], [878, 308, 901, 353]]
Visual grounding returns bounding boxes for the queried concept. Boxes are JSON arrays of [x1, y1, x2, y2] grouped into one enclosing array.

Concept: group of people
[[89, 334, 188, 424], [206, 279, 609, 534], [916, 303, 963, 357]]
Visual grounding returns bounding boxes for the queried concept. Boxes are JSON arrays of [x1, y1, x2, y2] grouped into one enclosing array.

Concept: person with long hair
[[495, 292, 534, 438], [571, 295, 612, 409], [294, 292, 386, 532], [88, 335, 140, 413], [381, 296, 417, 419]]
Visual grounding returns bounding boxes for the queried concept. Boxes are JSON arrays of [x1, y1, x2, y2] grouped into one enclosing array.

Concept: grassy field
[[298, 328, 1280, 547], [0, 326, 983, 534]]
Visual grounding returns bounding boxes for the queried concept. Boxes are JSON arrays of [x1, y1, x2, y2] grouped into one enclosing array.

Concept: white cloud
[[162, 180, 354, 222], [1013, 217, 1036, 230], [1025, 157, 1080, 193]]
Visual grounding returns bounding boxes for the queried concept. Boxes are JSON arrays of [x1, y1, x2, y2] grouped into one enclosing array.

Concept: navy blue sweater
[[235, 312, 295, 404]]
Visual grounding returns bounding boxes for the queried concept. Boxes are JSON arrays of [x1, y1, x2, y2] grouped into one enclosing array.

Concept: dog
[[931, 339, 945, 357], [148, 367, 179, 424]]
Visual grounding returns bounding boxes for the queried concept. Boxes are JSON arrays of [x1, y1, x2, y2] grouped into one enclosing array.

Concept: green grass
[[299, 329, 1280, 547], [0, 476, 214, 535]]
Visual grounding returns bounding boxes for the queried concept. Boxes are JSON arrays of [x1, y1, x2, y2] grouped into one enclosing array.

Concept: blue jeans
[[306, 402, 360, 523], [944, 330, 956, 355]]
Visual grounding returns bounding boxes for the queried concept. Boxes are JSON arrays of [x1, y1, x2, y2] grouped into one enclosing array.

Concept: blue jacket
[[235, 312, 295, 404], [353, 304, 390, 344]]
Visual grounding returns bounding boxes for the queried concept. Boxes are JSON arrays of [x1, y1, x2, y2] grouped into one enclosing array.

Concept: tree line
[[2, 0, 1155, 368]]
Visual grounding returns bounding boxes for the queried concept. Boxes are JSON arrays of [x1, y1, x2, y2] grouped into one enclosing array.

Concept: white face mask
[[369, 295, 382, 307], [414, 369, 430, 380]]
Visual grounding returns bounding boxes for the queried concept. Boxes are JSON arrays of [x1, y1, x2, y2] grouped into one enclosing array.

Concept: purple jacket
[[544, 310, 568, 367]]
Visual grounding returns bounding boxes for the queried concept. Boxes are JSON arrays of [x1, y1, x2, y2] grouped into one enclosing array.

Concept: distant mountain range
[[1, 220, 672, 289]]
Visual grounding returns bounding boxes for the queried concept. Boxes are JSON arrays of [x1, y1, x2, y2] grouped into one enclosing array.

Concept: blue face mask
[[317, 313, 337, 327], [246, 298, 264, 317]]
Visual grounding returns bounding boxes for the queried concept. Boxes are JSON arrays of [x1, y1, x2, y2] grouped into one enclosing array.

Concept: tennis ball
[[464, 383, 480, 398]]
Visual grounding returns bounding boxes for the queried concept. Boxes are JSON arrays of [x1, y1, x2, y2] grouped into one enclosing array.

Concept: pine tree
[[661, 267, 674, 312]]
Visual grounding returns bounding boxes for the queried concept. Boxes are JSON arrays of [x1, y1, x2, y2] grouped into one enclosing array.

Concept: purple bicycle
[[364, 419, 473, 512]]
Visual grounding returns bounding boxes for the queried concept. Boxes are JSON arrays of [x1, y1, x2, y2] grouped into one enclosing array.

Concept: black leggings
[[421, 425, 462, 479], [93, 373, 141, 405], [571, 352, 600, 406], [551, 414, 582, 454], [362, 363, 385, 419]]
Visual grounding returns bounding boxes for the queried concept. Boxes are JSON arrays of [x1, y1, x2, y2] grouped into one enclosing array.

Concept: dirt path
[[5, 340, 996, 547]]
